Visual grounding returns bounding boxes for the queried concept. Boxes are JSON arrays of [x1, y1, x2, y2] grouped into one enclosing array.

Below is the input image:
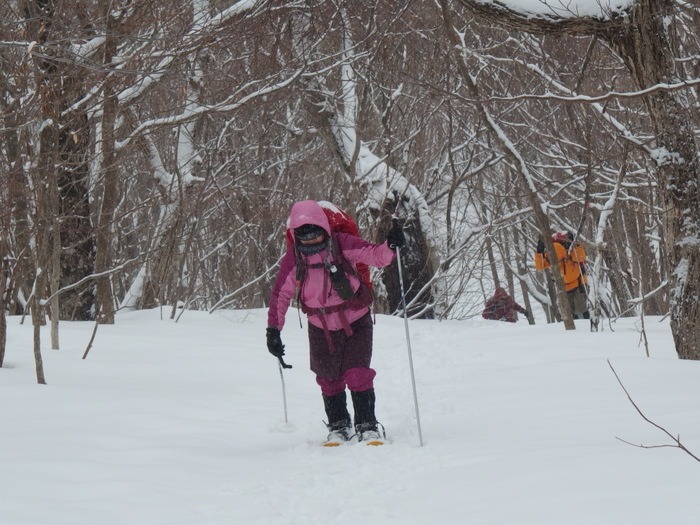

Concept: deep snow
[[2, 308, 700, 524]]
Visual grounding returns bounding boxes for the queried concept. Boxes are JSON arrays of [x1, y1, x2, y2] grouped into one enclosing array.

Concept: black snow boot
[[323, 392, 352, 442], [350, 388, 377, 429], [351, 389, 386, 444]]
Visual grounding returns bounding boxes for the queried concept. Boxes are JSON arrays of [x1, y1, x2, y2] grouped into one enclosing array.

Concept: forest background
[[1, 0, 699, 380]]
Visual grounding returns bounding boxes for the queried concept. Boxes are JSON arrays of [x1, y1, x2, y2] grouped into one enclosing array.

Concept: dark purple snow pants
[[308, 311, 376, 396]]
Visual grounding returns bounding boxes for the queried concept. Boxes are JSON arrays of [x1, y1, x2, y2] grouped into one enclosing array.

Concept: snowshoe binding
[[322, 419, 353, 447], [355, 422, 387, 446]]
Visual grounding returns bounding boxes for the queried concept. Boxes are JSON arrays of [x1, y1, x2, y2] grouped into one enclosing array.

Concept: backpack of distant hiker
[[552, 230, 588, 281], [285, 200, 373, 296]]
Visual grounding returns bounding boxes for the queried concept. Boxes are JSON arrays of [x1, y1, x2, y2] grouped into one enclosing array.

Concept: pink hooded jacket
[[267, 200, 396, 332]]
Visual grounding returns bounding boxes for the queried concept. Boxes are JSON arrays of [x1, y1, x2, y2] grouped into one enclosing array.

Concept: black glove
[[386, 222, 405, 249], [536, 239, 545, 254], [266, 327, 285, 358]]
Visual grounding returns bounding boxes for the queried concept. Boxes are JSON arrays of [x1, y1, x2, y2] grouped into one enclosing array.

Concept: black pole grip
[[277, 355, 293, 369]]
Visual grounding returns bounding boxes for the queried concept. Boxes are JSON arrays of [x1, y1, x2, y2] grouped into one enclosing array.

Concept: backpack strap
[[301, 288, 371, 319], [293, 233, 375, 350], [330, 234, 375, 308], [302, 290, 368, 352]]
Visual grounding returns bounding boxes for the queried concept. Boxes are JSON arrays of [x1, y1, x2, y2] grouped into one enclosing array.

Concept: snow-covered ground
[[2, 308, 700, 524]]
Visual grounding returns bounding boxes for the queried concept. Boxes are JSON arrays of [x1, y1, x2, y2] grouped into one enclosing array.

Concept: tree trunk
[[380, 205, 436, 319], [32, 313, 47, 385], [30, 123, 54, 384], [57, 107, 95, 321], [94, 8, 120, 325], [609, 0, 700, 358], [486, 236, 500, 289], [50, 149, 61, 349], [0, 225, 7, 367], [24, 0, 95, 321], [1, 99, 18, 363]]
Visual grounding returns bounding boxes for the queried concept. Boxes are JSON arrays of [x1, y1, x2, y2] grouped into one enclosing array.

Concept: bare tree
[[3, 0, 696, 365], [445, 0, 698, 350]]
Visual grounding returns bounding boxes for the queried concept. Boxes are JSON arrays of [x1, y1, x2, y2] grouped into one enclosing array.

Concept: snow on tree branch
[[454, 0, 634, 34]]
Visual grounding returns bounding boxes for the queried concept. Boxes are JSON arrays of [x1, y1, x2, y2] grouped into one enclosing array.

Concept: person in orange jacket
[[535, 231, 589, 319]]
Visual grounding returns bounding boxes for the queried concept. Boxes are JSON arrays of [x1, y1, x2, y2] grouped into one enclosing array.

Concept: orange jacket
[[535, 242, 587, 292]]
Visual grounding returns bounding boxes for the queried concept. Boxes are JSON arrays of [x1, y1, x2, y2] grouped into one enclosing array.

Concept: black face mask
[[295, 224, 328, 255], [297, 237, 329, 256]]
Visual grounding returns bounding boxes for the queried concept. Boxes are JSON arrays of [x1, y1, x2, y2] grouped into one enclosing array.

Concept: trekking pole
[[395, 246, 424, 447], [277, 359, 290, 424]]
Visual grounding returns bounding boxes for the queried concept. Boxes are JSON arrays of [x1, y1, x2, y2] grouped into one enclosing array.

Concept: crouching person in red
[[482, 287, 528, 323], [266, 200, 404, 446]]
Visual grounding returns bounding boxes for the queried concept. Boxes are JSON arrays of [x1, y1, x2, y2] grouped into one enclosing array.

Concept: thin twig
[[82, 317, 100, 360], [608, 359, 700, 462]]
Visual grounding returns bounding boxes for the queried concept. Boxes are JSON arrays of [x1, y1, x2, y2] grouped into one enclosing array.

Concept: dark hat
[[294, 224, 326, 241], [552, 231, 573, 244]]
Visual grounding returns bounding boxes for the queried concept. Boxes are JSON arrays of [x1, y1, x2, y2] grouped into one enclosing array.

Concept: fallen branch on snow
[[608, 359, 700, 463]]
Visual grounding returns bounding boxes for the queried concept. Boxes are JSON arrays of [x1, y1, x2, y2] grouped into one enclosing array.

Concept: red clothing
[[482, 287, 526, 323]]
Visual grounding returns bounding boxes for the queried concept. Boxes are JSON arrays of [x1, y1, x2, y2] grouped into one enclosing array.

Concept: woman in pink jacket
[[266, 200, 404, 445]]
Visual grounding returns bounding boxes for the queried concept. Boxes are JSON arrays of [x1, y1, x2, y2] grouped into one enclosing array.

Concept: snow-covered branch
[[117, 70, 303, 149], [489, 76, 700, 104]]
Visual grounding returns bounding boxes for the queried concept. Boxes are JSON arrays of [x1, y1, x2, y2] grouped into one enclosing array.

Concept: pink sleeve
[[336, 232, 396, 268], [267, 247, 297, 331]]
